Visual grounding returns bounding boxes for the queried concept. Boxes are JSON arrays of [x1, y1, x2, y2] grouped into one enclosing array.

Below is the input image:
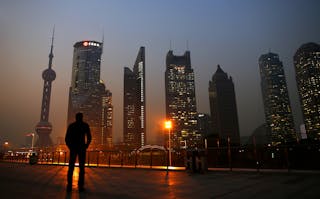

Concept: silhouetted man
[[65, 112, 91, 192]]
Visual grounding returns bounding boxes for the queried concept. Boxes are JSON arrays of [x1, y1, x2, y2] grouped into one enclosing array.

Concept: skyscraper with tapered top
[[259, 52, 296, 145], [67, 40, 113, 149], [123, 47, 146, 149], [209, 65, 240, 146], [294, 42, 320, 141], [165, 50, 201, 149], [35, 29, 56, 147]]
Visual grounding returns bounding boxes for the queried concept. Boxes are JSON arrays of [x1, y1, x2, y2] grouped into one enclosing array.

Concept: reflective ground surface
[[0, 162, 319, 199]]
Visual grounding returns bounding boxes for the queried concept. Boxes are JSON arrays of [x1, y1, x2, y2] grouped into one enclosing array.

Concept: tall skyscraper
[[294, 42, 320, 141], [165, 50, 201, 149], [123, 47, 146, 149], [259, 52, 296, 145], [67, 40, 113, 149], [209, 65, 240, 145], [35, 30, 56, 147]]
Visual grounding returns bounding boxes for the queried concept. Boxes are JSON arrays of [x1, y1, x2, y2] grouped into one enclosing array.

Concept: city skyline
[[1, 1, 320, 146]]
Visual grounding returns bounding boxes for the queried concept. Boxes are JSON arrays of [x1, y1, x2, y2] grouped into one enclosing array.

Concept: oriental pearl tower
[[35, 29, 56, 147]]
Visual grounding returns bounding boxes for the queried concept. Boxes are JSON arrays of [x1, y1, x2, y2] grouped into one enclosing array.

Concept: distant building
[[165, 50, 201, 149], [25, 135, 33, 148], [67, 41, 113, 149], [246, 124, 269, 146], [197, 113, 212, 138], [209, 65, 240, 145], [123, 47, 146, 149], [294, 42, 320, 141], [259, 52, 296, 145], [102, 89, 113, 148]]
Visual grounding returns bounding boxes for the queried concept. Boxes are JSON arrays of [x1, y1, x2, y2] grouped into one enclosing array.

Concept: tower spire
[[48, 26, 55, 69], [186, 40, 189, 51], [102, 29, 104, 54]]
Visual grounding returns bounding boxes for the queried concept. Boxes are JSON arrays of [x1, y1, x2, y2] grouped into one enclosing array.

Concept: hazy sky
[[1, 0, 320, 147]]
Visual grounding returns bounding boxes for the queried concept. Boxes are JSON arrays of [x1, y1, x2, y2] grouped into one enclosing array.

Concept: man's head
[[75, 112, 83, 122]]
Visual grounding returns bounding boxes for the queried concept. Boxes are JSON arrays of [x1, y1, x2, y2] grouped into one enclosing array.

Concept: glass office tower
[[67, 41, 113, 149], [123, 47, 146, 149], [165, 50, 201, 149], [259, 52, 296, 145], [294, 42, 320, 141]]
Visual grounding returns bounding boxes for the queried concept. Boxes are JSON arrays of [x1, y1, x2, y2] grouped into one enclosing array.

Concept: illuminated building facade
[[294, 42, 320, 141], [165, 50, 201, 149], [123, 47, 146, 149], [259, 52, 296, 145], [209, 65, 240, 145], [67, 41, 113, 149], [35, 30, 55, 147]]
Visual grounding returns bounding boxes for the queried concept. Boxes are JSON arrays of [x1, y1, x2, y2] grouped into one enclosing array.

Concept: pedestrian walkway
[[0, 162, 319, 199]]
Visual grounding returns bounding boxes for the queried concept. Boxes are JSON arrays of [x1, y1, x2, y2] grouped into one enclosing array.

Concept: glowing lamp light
[[165, 121, 172, 129], [83, 41, 89, 46]]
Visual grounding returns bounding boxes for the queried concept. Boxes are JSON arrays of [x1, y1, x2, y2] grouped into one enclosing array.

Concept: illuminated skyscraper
[[165, 50, 201, 149], [35, 30, 56, 147], [123, 47, 146, 149], [67, 41, 113, 149], [259, 52, 296, 145], [294, 42, 320, 141], [209, 65, 240, 145]]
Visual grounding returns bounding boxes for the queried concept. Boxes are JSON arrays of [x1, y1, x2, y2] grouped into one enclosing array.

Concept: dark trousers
[[67, 149, 86, 187]]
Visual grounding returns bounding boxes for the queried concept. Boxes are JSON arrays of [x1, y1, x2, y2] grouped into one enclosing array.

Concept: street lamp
[[165, 120, 172, 166], [3, 141, 9, 153]]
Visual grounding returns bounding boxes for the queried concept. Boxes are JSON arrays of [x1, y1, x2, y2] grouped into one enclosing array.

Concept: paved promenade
[[0, 162, 319, 199]]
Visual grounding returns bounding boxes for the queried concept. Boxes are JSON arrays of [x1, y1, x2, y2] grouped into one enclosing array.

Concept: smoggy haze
[[1, 0, 320, 146]]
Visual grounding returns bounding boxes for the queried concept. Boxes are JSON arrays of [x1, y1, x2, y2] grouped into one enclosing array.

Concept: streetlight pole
[[3, 142, 9, 153], [165, 121, 172, 167], [31, 133, 35, 152], [168, 127, 171, 166]]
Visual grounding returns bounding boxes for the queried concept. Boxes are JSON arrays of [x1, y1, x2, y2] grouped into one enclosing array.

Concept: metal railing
[[1, 144, 320, 171]]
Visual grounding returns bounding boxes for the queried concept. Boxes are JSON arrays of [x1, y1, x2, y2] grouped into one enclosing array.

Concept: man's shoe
[[79, 187, 86, 192]]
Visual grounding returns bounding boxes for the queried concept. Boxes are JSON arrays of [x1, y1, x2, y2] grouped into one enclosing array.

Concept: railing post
[[108, 153, 111, 168], [285, 145, 290, 172], [135, 151, 138, 168], [150, 148, 153, 168], [58, 152, 60, 165], [87, 151, 90, 167], [228, 137, 232, 171], [97, 151, 99, 167], [166, 149, 169, 175], [64, 152, 67, 165], [121, 152, 123, 167], [253, 136, 259, 173]]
